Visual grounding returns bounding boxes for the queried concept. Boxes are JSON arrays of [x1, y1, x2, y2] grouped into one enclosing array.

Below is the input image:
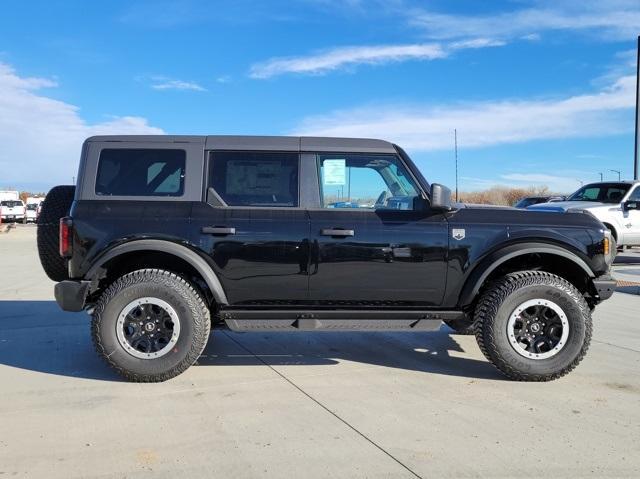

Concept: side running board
[[220, 310, 466, 332]]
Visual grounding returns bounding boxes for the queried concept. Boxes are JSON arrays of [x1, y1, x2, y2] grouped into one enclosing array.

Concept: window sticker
[[323, 159, 346, 185]]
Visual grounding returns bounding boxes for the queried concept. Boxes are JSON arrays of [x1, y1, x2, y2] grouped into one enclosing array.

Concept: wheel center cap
[[530, 322, 541, 333], [144, 322, 156, 332]]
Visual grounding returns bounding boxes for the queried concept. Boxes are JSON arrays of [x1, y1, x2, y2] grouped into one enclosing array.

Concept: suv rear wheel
[[474, 271, 592, 381], [92, 269, 211, 382]]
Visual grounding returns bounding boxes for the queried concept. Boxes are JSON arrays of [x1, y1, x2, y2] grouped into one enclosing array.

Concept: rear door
[[190, 150, 310, 306], [307, 152, 449, 306]]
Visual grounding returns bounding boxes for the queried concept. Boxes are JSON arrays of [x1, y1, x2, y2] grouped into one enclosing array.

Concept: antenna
[[454, 129, 459, 202]]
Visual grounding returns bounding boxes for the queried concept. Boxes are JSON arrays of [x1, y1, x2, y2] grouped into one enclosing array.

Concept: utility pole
[[609, 169, 621, 181], [634, 35, 640, 180], [599, 172, 603, 181], [454, 129, 459, 202]]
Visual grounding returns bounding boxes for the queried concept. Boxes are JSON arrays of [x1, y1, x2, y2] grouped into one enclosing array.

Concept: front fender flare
[[86, 239, 228, 305], [458, 242, 594, 307]]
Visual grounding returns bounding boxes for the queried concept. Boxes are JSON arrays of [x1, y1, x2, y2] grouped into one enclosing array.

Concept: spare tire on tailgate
[[37, 185, 76, 281]]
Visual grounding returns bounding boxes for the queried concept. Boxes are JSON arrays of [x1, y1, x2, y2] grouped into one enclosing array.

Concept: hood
[[526, 201, 607, 212]]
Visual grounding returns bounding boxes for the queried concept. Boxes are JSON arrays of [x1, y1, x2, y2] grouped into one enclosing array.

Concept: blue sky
[[0, 0, 638, 193]]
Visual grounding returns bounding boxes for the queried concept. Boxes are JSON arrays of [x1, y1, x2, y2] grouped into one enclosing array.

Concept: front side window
[[209, 151, 299, 207], [95, 149, 185, 197], [627, 187, 640, 202], [317, 154, 420, 210]]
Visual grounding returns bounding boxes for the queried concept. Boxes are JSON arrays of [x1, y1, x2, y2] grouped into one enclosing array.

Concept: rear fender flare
[[458, 243, 594, 307], [86, 239, 228, 305]]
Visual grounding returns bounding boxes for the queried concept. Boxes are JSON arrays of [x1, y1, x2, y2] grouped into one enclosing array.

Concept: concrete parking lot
[[1, 225, 639, 478]]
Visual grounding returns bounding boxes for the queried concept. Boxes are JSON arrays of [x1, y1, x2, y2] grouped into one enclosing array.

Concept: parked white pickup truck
[[0, 199, 26, 223], [529, 181, 640, 247]]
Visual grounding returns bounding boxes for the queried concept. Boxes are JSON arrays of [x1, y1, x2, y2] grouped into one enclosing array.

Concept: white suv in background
[[529, 181, 640, 247]]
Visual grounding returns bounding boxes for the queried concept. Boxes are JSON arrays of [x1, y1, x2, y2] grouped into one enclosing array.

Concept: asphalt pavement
[[1, 225, 639, 478]]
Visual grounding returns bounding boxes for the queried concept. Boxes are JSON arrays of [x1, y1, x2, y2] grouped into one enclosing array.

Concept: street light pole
[[634, 35, 640, 180], [609, 169, 621, 181], [599, 172, 603, 182], [454, 129, 459, 202]]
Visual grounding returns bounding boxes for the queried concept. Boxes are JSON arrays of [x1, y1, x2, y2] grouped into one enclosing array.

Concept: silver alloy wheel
[[116, 297, 181, 359], [507, 298, 569, 360]]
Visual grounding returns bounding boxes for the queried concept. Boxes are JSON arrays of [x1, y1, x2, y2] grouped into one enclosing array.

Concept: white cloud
[[0, 62, 163, 188], [500, 173, 582, 192], [249, 39, 503, 78], [292, 74, 635, 150], [410, 1, 640, 41], [150, 77, 206, 91]]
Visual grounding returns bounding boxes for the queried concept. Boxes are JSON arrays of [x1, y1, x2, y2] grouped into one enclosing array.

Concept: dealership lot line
[[1, 226, 639, 478]]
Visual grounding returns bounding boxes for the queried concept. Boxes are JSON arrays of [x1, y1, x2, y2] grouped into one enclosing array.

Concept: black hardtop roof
[[85, 135, 397, 154]]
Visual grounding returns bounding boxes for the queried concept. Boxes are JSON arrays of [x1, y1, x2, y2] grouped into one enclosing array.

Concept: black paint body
[[64, 135, 612, 313]]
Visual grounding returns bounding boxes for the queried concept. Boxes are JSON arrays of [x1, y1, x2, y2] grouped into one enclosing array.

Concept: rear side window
[[209, 152, 299, 207], [95, 149, 185, 197]]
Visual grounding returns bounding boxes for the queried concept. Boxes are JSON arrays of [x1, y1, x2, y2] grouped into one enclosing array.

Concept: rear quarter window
[[95, 149, 186, 197], [208, 151, 299, 207]]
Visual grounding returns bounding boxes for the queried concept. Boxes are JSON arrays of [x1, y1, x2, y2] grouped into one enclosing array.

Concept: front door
[[621, 185, 640, 245], [307, 153, 449, 307], [191, 150, 310, 306]]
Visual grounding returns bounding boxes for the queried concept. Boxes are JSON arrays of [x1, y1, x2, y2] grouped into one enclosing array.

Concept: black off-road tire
[[37, 185, 75, 281], [474, 271, 592, 381], [444, 318, 475, 335], [91, 269, 211, 382]]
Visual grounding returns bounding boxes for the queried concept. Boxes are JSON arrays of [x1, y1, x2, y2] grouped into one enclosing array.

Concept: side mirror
[[430, 183, 453, 211], [623, 201, 640, 211]]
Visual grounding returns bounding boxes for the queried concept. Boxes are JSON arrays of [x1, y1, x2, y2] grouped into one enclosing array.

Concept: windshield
[[567, 183, 630, 203], [26, 204, 38, 210], [1, 200, 22, 207]]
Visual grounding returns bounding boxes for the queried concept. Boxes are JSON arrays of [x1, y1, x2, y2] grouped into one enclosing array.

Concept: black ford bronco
[[37, 135, 616, 382]]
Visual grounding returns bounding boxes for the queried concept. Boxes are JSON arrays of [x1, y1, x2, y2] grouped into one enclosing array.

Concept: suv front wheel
[[474, 271, 592, 381], [91, 269, 211, 382]]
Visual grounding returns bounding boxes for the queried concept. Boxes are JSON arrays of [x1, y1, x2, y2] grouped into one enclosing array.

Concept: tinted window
[[1, 201, 22, 207], [317, 154, 420, 210], [567, 183, 630, 203], [628, 187, 640, 201], [95, 149, 185, 197], [209, 152, 299, 207]]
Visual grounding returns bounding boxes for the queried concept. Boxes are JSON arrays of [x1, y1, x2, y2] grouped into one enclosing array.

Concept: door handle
[[202, 226, 236, 235], [321, 228, 354, 237]]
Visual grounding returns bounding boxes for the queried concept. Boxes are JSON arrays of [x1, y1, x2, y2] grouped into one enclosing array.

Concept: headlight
[[603, 229, 613, 265]]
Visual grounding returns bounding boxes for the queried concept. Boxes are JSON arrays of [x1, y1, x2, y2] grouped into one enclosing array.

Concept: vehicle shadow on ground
[[198, 329, 504, 381], [0, 301, 503, 382]]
